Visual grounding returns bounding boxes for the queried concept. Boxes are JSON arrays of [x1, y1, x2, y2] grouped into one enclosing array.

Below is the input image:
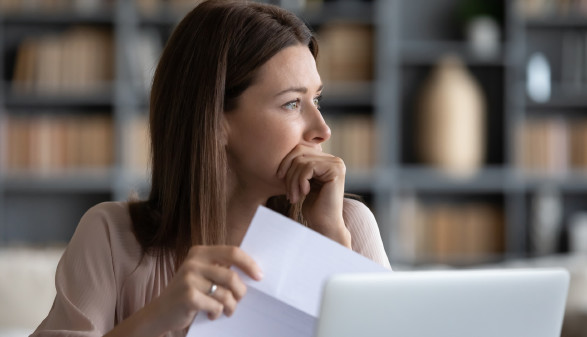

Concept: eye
[[313, 95, 322, 109], [283, 99, 301, 110]]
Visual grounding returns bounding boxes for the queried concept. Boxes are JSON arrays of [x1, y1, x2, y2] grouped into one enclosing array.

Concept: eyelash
[[313, 95, 322, 109], [283, 95, 322, 111]]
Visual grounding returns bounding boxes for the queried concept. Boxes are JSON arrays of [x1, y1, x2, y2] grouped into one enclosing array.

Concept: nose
[[304, 105, 331, 145]]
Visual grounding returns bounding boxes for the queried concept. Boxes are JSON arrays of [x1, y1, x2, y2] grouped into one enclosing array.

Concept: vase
[[417, 55, 486, 177]]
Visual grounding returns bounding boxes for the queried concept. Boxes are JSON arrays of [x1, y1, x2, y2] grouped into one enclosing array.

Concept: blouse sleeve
[[30, 203, 118, 337], [343, 198, 392, 269]]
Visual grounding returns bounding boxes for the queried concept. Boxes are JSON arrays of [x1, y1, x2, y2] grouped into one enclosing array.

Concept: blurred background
[[1, 0, 587, 335]]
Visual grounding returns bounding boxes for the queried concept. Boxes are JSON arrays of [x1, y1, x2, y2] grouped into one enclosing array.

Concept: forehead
[[252, 45, 321, 92]]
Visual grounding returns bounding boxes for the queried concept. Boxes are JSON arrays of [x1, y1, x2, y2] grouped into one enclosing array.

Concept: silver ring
[[208, 283, 218, 296]]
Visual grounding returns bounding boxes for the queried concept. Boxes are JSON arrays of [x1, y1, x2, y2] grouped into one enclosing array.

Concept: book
[[316, 22, 373, 83], [3, 114, 113, 172], [11, 26, 114, 95], [394, 196, 504, 265]]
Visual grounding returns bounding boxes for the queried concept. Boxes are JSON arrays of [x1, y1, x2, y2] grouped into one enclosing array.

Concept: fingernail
[[255, 270, 264, 280]]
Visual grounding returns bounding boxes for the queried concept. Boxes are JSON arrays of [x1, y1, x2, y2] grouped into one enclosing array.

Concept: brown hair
[[129, 0, 318, 266]]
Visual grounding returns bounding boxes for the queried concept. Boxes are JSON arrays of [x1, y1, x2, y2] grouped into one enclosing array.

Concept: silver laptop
[[315, 268, 569, 337]]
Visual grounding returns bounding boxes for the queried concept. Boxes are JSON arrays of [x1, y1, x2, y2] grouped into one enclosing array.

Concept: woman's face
[[224, 44, 330, 199]]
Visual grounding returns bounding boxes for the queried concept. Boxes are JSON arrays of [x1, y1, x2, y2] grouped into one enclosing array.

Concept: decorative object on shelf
[[526, 52, 551, 103], [458, 0, 502, 59], [416, 55, 486, 178], [569, 212, 587, 254], [465, 16, 501, 60], [531, 185, 563, 255]]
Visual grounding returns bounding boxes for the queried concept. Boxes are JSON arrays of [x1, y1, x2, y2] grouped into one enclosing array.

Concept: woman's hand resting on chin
[[277, 144, 351, 248]]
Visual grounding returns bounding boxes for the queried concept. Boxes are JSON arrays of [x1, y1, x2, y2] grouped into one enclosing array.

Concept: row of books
[[12, 26, 114, 95], [125, 114, 375, 172], [316, 22, 373, 83], [0, 112, 374, 174], [1, 114, 114, 172], [395, 195, 504, 265], [125, 116, 151, 172], [517, 118, 587, 176], [7, 22, 372, 96], [519, 0, 587, 18], [322, 114, 375, 170]]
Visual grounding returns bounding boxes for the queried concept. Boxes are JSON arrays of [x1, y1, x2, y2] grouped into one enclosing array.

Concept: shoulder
[[74, 201, 136, 247], [342, 198, 392, 269], [68, 201, 143, 277], [342, 197, 377, 227], [80, 201, 131, 225]]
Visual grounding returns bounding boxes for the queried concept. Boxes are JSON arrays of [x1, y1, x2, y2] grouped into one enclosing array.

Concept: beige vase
[[417, 55, 486, 177]]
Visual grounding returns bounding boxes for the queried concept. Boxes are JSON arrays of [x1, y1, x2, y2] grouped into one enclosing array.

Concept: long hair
[[129, 0, 318, 267]]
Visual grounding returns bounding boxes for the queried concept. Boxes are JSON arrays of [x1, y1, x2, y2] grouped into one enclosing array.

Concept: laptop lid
[[315, 269, 569, 337]]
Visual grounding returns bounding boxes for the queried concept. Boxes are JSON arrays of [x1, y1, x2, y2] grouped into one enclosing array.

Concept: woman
[[31, 1, 390, 336]]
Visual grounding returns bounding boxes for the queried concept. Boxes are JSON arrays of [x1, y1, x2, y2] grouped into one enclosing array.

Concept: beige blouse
[[31, 199, 391, 337]]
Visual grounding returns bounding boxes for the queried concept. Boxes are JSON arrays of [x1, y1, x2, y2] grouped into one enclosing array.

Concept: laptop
[[315, 268, 569, 337]]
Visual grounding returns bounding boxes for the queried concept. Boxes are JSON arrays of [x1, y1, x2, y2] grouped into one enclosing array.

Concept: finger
[[180, 260, 221, 294], [186, 288, 224, 321], [200, 264, 247, 300], [298, 165, 314, 198], [209, 285, 238, 317], [277, 146, 305, 179], [285, 158, 313, 203], [182, 269, 236, 319], [188, 246, 263, 281], [284, 156, 302, 203]]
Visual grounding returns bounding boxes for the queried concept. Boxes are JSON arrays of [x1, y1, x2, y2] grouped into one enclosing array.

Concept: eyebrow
[[274, 84, 324, 97]]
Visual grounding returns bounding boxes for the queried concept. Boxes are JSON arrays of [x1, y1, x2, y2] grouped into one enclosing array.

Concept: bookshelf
[[2, 0, 587, 268]]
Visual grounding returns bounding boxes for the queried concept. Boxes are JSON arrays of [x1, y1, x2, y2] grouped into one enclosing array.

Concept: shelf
[[0, 9, 115, 25], [520, 171, 587, 192], [401, 41, 507, 66], [1, 169, 115, 193], [524, 83, 587, 109], [138, 1, 374, 27], [525, 16, 587, 29], [139, 7, 181, 26], [296, 2, 373, 26], [394, 253, 508, 268], [116, 167, 382, 197], [4, 87, 114, 109], [321, 81, 374, 107], [138, 81, 374, 110], [344, 168, 380, 191], [395, 166, 511, 192]]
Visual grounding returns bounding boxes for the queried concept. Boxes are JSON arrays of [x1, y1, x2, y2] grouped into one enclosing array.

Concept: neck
[[226, 192, 268, 246]]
